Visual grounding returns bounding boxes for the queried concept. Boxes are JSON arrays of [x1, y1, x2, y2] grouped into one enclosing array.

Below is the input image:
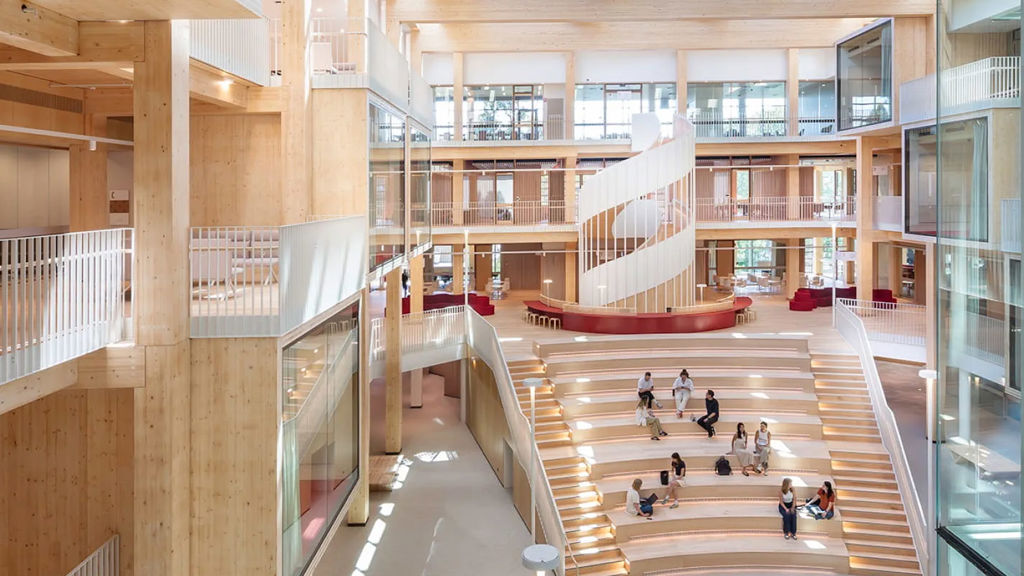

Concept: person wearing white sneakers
[[671, 369, 695, 419]]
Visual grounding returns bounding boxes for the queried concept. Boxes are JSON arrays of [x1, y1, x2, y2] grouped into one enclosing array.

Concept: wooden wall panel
[[0, 388, 133, 576], [499, 242, 542, 290], [189, 338, 277, 576], [800, 167, 815, 198], [190, 114, 283, 227], [466, 355, 511, 481], [312, 90, 368, 217], [751, 166, 786, 199]]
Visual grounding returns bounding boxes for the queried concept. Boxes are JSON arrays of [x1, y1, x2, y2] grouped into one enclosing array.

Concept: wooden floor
[[509, 334, 922, 576]]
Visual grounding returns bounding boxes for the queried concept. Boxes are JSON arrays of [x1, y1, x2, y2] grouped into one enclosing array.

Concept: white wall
[[464, 52, 566, 85], [799, 48, 837, 80], [951, 0, 1019, 31], [422, 52, 454, 85], [0, 144, 69, 230], [687, 49, 788, 82], [575, 50, 676, 83]]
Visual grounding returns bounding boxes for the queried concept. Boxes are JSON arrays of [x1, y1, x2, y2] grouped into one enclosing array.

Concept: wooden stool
[[538, 315, 550, 328], [527, 312, 539, 325], [551, 317, 562, 330]]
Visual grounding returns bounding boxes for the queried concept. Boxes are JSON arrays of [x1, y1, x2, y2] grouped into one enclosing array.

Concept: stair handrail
[[835, 300, 928, 572], [466, 309, 579, 576]]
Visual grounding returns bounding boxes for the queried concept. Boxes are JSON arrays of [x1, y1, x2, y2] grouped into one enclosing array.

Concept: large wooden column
[[384, 267, 403, 453], [347, 288, 372, 525], [409, 254, 425, 408], [452, 159, 464, 225], [281, 0, 312, 223], [786, 49, 799, 136], [69, 114, 109, 231], [565, 242, 577, 302], [564, 52, 575, 140], [453, 53, 464, 142], [785, 153, 800, 219], [452, 245, 464, 295], [132, 20, 191, 576], [889, 245, 904, 295], [856, 137, 877, 293], [564, 156, 577, 223], [785, 238, 802, 298], [924, 244, 936, 367]]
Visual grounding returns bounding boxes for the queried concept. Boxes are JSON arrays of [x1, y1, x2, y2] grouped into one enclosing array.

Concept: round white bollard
[[522, 544, 560, 573]]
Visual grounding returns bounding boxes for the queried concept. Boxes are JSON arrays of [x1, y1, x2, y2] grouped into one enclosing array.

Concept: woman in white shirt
[[778, 477, 797, 539], [626, 478, 654, 519], [754, 421, 773, 474], [671, 369, 695, 419]]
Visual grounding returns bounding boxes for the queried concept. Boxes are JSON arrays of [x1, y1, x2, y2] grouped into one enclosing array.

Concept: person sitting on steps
[[802, 480, 836, 520], [672, 369, 695, 419], [662, 452, 686, 509], [753, 421, 772, 474], [730, 422, 760, 476], [627, 478, 657, 519], [696, 389, 719, 438], [637, 371, 656, 409], [778, 477, 798, 540], [644, 407, 669, 441]]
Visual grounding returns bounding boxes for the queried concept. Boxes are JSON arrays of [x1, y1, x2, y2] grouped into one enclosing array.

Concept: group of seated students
[[631, 370, 837, 536]]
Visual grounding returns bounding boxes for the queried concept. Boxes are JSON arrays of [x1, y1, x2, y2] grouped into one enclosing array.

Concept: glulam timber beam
[[0, 0, 77, 56], [189, 62, 248, 109], [418, 18, 877, 52], [0, 21, 144, 68], [392, 0, 933, 23]]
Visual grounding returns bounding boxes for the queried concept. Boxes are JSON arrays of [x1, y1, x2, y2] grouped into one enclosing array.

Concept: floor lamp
[[523, 377, 544, 538], [831, 221, 837, 326], [522, 543, 560, 576]]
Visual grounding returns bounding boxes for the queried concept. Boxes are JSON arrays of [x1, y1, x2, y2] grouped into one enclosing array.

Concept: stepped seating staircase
[[503, 337, 922, 576]]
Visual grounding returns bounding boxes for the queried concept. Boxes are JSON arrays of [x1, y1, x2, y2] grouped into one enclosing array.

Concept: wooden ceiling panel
[[391, 0, 934, 24], [34, 0, 260, 21], [16, 68, 129, 86]]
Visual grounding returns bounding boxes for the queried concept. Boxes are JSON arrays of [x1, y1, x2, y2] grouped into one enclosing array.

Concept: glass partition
[[686, 82, 787, 137], [369, 101, 406, 271], [409, 122, 432, 250], [837, 20, 893, 130], [281, 303, 360, 576], [575, 82, 677, 139], [433, 86, 455, 141], [935, 7, 1021, 576], [463, 84, 543, 141], [798, 80, 836, 135], [905, 118, 989, 241]]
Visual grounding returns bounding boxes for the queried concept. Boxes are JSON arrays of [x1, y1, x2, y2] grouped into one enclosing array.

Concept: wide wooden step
[[849, 553, 921, 574], [842, 525, 913, 545], [845, 539, 918, 557]]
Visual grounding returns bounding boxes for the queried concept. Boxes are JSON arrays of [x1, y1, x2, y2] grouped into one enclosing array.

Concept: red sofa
[[789, 289, 817, 311], [789, 286, 858, 311], [399, 292, 495, 316], [872, 289, 898, 304]]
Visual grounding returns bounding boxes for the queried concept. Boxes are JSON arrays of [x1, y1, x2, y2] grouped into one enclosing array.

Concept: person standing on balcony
[[672, 369, 695, 419], [696, 390, 719, 438], [637, 372, 656, 409]]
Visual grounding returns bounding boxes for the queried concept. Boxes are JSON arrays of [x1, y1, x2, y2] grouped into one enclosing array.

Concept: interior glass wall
[[837, 20, 893, 130], [281, 303, 360, 576], [798, 80, 837, 135], [433, 86, 455, 141], [574, 82, 677, 140], [686, 82, 787, 137], [463, 84, 544, 141], [409, 122, 432, 250], [369, 101, 406, 271], [905, 119, 990, 240], [935, 6, 1021, 576]]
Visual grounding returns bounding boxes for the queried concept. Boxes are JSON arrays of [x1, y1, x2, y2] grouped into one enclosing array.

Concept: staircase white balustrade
[[65, 534, 119, 576]]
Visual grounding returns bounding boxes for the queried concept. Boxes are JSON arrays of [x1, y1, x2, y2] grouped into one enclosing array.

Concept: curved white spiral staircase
[[578, 116, 697, 312]]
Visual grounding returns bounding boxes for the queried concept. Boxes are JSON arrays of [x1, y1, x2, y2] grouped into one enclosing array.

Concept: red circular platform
[[524, 297, 753, 334]]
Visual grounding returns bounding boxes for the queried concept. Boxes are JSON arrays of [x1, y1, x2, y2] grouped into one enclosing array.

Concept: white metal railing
[[189, 217, 367, 338], [66, 534, 119, 576], [835, 301, 928, 573], [873, 196, 903, 232], [1003, 198, 1020, 252], [942, 56, 1021, 111], [686, 109, 788, 138], [430, 201, 573, 227], [190, 18, 271, 86], [695, 196, 855, 224], [310, 17, 359, 76], [837, 298, 926, 346], [797, 116, 837, 136], [957, 312, 1006, 365], [269, 17, 281, 85], [1, 229, 133, 385], [463, 121, 545, 142], [466, 310, 578, 575], [369, 305, 466, 363]]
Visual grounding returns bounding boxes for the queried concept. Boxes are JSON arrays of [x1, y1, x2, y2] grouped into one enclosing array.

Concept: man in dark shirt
[[697, 389, 719, 438]]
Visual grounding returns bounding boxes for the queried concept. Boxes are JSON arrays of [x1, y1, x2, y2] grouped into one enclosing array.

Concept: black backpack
[[715, 456, 732, 476]]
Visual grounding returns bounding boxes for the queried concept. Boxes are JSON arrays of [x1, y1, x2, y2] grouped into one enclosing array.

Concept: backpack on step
[[715, 456, 732, 476]]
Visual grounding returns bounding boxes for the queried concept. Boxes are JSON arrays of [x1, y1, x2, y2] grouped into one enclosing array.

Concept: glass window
[[574, 84, 606, 140], [837, 21, 893, 130], [575, 83, 677, 140], [369, 102, 406, 271], [281, 304, 360, 576], [905, 119, 989, 241], [433, 86, 455, 141], [464, 85, 543, 141], [409, 122, 431, 249], [687, 82, 787, 137], [735, 170, 750, 201], [798, 80, 836, 135]]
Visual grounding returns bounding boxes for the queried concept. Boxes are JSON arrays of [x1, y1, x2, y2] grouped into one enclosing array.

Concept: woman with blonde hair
[[626, 478, 656, 519], [778, 477, 797, 539]]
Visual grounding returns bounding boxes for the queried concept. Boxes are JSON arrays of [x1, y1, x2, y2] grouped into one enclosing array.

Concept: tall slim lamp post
[[523, 376, 544, 539], [919, 368, 938, 575], [463, 229, 470, 310]]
